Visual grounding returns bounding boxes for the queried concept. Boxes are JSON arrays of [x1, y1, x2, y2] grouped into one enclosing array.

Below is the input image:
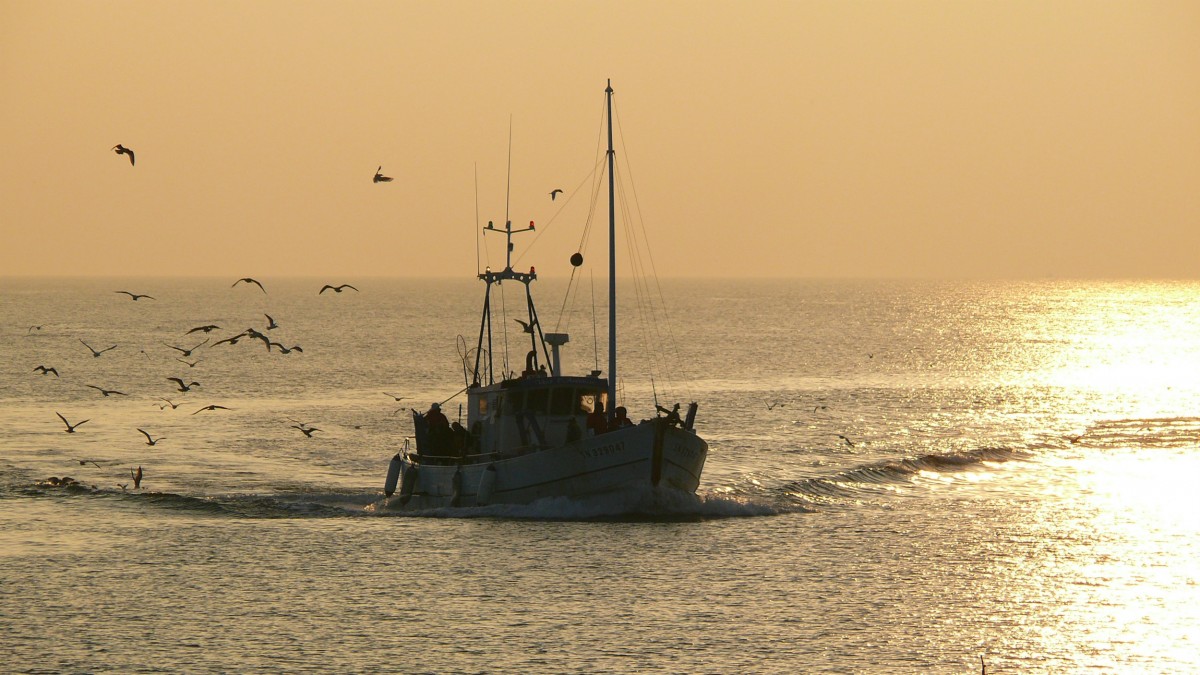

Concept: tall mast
[[605, 80, 617, 417]]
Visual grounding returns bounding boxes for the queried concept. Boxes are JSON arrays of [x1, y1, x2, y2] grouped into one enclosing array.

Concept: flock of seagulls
[[31, 276, 371, 494]]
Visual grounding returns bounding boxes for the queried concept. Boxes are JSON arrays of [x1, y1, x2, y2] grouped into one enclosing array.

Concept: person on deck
[[586, 400, 607, 436], [424, 402, 451, 455], [609, 406, 634, 431]]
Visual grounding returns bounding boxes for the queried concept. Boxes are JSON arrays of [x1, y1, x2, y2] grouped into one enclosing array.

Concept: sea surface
[[2, 277, 1199, 673]]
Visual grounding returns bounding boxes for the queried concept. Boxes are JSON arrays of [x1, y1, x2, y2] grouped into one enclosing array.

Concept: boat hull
[[382, 420, 707, 509]]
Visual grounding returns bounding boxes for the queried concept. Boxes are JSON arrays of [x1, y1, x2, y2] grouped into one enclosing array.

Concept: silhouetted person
[[609, 406, 633, 431], [424, 403, 451, 455], [586, 400, 606, 436]]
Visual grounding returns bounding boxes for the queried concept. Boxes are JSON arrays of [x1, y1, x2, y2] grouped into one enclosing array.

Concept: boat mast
[[605, 80, 617, 418]]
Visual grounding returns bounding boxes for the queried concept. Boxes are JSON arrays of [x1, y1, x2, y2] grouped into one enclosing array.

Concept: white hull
[[382, 420, 707, 510]]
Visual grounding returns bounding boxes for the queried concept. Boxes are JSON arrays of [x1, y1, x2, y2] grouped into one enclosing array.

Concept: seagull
[[116, 290, 154, 301], [76, 459, 101, 469], [383, 392, 406, 402], [836, 434, 855, 447], [319, 284, 358, 294], [766, 400, 785, 410], [232, 277, 266, 293], [1065, 434, 1084, 444], [167, 377, 200, 392], [268, 342, 302, 354], [85, 384, 128, 397], [164, 338, 209, 357], [131, 466, 143, 489], [193, 404, 230, 415], [33, 365, 59, 377], [514, 318, 534, 333], [27, 325, 43, 333], [186, 324, 221, 335], [549, 188, 563, 201], [56, 412, 89, 433], [176, 357, 200, 368], [211, 332, 246, 347], [112, 144, 135, 166], [291, 424, 321, 437], [373, 166, 393, 183], [157, 397, 180, 410], [264, 313, 278, 330], [137, 428, 163, 446], [79, 339, 117, 357]]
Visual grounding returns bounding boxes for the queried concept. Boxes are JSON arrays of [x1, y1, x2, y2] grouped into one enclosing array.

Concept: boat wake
[[365, 486, 785, 521]]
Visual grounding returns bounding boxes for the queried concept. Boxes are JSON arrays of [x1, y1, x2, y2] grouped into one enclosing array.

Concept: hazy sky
[[2, 0, 1197, 279]]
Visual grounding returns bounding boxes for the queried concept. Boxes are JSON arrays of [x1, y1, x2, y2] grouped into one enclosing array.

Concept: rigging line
[[554, 264, 579, 333], [615, 163, 661, 396], [614, 100, 693, 399], [590, 269, 599, 371], [513, 155, 606, 267], [499, 279, 511, 378]]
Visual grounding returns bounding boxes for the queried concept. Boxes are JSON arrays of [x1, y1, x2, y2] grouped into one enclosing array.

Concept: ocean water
[[2, 277, 1200, 673]]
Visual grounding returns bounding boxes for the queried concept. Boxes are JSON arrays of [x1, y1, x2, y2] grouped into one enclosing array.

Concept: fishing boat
[[380, 81, 708, 509]]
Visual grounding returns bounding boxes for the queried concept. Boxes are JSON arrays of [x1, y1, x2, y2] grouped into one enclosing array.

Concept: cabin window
[[579, 393, 595, 414], [476, 396, 488, 416], [527, 388, 549, 414], [550, 388, 574, 416]]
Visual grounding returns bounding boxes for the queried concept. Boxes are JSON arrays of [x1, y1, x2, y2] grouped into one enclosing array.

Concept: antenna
[[505, 114, 513, 227], [475, 162, 481, 274]]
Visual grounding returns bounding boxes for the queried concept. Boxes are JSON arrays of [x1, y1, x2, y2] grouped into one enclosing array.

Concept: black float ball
[[570, 252, 584, 267]]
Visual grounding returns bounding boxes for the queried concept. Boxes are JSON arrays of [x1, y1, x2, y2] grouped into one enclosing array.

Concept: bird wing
[[166, 377, 184, 385], [100, 345, 117, 353], [342, 284, 359, 291], [251, 279, 265, 292], [319, 285, 333, 294], [56, 412, 69, 426], [138, 428, 151, 442], [127, 149, 135, 166]]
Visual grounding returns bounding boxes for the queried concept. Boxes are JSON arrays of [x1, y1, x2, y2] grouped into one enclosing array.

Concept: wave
[[779, 446, 1024, 503]]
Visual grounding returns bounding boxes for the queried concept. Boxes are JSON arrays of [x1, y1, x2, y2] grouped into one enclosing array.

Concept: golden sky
[[2, 0, 1197, 279]]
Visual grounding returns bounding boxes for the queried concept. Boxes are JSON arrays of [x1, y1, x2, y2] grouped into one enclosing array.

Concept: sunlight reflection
[[1021, 448, 1200, 668]]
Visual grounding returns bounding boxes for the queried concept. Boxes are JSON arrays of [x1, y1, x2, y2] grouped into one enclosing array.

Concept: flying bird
[[115, 290, 154, 301], [373, 166, 393, 183], [76, 459, 102, 469], [131, 466, 143, 489], [383, 392, 406, 402], [193, 404, 230, 415], [112, 144, 135, 166], [85, 384, 128, 397], [176, 357, 200, 368], [549, 188, 563, 201], [27, 325, 43, 333], [157, 397, 180, 410], [232, 277, 267, 293], [166, 377, 200, 392], [319, 284, 358, 294], [264, 314, 278, 330], [186, 324, 221, 335], [164, 339, 209, 357], [291, 424, 321, 438], [268, 342, 302, 354], [137, 428, 164, 446], [836, 434, 855, 448], [56, 412, 89, 433], [33, 365, 59, 377], [79, 339, 117, 357]]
